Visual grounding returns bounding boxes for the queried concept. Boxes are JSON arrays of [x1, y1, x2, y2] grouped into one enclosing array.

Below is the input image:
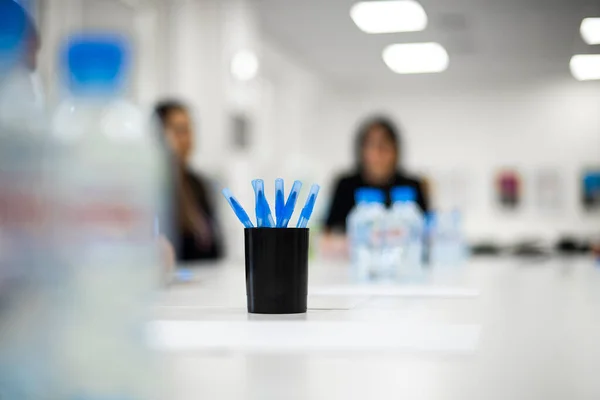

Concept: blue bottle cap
[[0, 0, 29, 73], [584, 173, 600, 191], [391, 186, 416, 203], [63, 34, 129, 96], [355, 188, 385, 204]]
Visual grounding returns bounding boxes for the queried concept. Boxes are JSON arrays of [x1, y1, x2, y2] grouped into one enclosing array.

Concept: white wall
[[147, 0, 331, 257], [314, 79, 600, 243], [38, 0, 599, 248]]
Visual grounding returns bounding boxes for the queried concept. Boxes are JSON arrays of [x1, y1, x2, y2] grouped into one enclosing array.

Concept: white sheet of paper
[[309, 285, 479, 298], [149, 321, 481, 354]]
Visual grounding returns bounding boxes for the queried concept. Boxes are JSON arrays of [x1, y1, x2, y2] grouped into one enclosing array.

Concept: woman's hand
[[320, 233, 349, 260]]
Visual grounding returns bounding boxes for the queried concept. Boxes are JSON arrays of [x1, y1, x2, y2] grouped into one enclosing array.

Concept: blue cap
[[0, 0, 28, 72], [391, 186, 416, 203], [584, 173, 600, 191], [355, 188, 385, 204], [64, 34, 129, 95]]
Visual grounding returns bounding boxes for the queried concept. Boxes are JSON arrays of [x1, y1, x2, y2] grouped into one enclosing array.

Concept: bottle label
[[52, 157, 159, 246]]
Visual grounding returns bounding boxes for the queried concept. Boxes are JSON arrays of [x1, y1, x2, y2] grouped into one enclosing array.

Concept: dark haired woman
[[323, 116, 429, 235], [154, 100, 224, 262]]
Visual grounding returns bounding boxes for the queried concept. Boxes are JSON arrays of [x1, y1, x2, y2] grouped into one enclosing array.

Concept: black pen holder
[[244, 228, 309, 314]]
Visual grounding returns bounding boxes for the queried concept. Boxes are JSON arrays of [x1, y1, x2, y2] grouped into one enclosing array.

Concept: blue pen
[[275, 178, 285, 226], [296, 184, 321, 228], [252, 179, 263, 227], [222, 188, 254, 228], [253, 179, 275, 228], [279, 180, 302, 227]]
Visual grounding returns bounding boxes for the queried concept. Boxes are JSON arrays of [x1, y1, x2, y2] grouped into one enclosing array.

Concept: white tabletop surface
[[154, 257, 600, 400]]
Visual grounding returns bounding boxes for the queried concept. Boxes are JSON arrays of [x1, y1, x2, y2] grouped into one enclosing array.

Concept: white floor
[[154, 257, 600, 400]]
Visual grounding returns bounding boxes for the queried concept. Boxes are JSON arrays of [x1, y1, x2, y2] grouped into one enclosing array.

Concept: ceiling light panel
[[570, 54, 600, 81], [581, 18, 600, 45], [383, 42, 449, 74], [351, 1, 427, 34]]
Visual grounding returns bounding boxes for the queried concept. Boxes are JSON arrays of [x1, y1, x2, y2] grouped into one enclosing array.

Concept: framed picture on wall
[[495, 169, 522, 210], [582, 168, 600, 211], [535, 168, 563, 212], [230, 113, 251, 151]]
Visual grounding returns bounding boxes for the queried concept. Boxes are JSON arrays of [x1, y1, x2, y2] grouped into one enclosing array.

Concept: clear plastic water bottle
[[429, 210, 467, 268], [0, 2, 58, 398], [51, 35, 166, 400], [387, 187, 424, 281], [347, 188, 386, 282], [451, 210, 469, 264]]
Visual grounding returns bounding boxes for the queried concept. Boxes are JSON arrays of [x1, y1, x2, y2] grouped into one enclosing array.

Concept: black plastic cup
[[244, 228, 309, 314]]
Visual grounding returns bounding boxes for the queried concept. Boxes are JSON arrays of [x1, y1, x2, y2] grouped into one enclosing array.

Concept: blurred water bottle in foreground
[[347, 188, 386, 282], [0, 0, 59, 398], [385, 187, 424, 281], [52, 35, 166, 400], [429, 210, 468, 268]]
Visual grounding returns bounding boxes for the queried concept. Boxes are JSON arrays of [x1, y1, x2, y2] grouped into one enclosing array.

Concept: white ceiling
[[255, 0, 600, 88]]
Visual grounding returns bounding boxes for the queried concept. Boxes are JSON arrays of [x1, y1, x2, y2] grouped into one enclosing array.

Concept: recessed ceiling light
[[231, 50, 259, 82], [383, 42, 449, 74], [570, 54, 600, 81], [350, 1, 427, 34], [580, 18, 600, 45]]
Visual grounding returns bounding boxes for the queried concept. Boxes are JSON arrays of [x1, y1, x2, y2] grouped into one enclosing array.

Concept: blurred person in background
[[322, 116, 429, 255], [155, 100, 224, 262]]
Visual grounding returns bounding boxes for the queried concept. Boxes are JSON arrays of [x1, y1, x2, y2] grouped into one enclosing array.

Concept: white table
[[154, 257, 600, 400]]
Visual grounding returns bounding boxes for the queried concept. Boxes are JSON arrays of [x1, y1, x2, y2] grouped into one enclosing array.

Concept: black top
[[176, 169, 224, 262], [324, 171, 429, 233]]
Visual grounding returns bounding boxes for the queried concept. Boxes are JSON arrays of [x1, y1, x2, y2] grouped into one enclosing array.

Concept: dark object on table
[[470, 242, 503, 256], [244, 228, 309, 314], [511, 240, 550, 258], [556, 237, 590, 255]]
